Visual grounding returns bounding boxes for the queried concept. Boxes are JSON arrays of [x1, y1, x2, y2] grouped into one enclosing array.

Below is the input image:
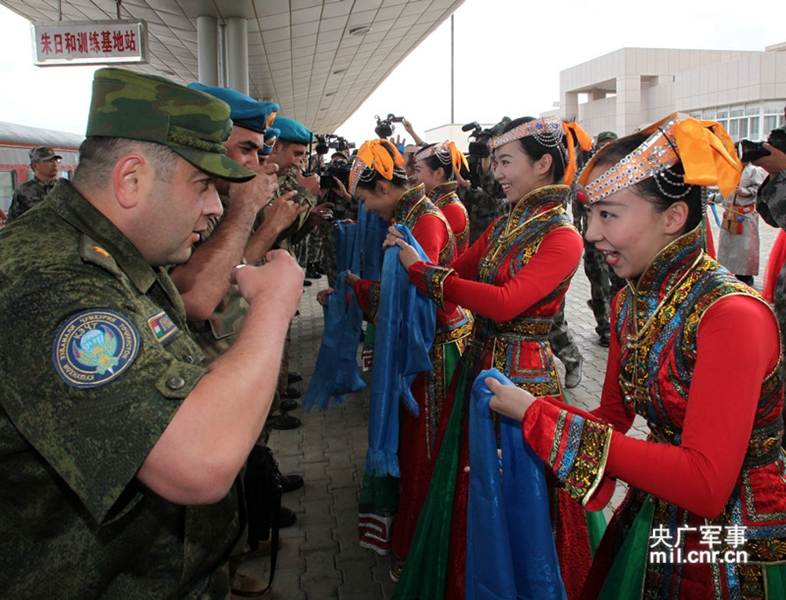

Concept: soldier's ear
[[112, 152, 148, 209]]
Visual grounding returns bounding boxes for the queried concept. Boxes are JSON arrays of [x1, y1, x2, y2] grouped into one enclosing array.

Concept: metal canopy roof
[[1, 0, 464, 134]]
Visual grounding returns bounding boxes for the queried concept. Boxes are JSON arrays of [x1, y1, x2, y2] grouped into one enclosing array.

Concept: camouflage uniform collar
[[50, 180, 159, 294], [33, 175, 56, 188]]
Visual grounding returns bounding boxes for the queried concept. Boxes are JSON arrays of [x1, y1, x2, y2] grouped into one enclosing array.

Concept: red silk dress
[[521, 228, 786, 599], [400, 184, 591, 599]]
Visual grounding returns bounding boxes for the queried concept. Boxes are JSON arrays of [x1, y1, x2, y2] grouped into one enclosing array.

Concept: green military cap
[[86, 68, 255, 182]]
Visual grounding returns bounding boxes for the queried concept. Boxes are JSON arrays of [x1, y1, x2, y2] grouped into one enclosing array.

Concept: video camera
[[374, 114, 405, 139], [314, 134, 355, 156], [319, 150, 353, 192], [462, 118, 511, 159], [463, 117, 511, 188], [737, 128, 786, 163]]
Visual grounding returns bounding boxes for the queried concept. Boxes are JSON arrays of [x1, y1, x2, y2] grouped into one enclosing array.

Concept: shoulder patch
[[53, 309, 139, 388], [147, 310, 179, 344]]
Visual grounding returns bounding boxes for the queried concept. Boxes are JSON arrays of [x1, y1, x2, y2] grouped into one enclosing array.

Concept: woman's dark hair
[[414, 143, 454, 180], [354, 139, 409, 191], [591, 133, 703, 232], [500, 116, 567, 184]]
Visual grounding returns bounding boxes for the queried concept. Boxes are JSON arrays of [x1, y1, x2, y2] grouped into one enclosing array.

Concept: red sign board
[[33, 20, 148, 66]]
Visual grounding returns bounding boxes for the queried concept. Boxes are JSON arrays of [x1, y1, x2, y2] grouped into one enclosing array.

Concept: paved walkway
[[243, 219, 780, 600]]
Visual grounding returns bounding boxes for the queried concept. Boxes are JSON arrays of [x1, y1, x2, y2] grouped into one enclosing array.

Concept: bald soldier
[[0, 68, 303, 597]]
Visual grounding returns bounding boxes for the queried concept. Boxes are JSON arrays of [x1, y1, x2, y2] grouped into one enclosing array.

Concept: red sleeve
[[603, 296, 780, 517], [450, 218, 499, 279], [434, 227, 583, 321], [353, 278, 378, 319], [411, 214, 449, 265]]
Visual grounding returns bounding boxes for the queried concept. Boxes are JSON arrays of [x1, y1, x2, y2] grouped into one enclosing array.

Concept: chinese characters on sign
[[33, 20, 147, 66], [649, 524, 749, 565]]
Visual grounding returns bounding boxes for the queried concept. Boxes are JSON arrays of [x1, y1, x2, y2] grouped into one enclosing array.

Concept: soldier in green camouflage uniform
[[754, 125, 786, 353], [267, 118, 337, 419], [571, 131, 626, 347], [6, 145, 62, 222], [0, 68, 303, 598], [458, 161, 509, 244]]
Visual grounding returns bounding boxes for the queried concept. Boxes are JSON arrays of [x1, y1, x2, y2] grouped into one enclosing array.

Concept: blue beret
[[272, 116, 312, 145], [187, 82, 278, 134], [261, 127, 280, 155]]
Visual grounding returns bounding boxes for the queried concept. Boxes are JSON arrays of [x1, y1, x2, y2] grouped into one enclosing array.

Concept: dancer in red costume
[[488, 114, 786, 599], [392, 117, 599, 600], [412, 142, 471, 257], [345, 140, 472, 579]]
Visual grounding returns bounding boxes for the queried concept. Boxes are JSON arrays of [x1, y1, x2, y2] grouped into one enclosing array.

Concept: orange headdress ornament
[[415, 141, 469, 178], [578, 113, 742, 205], [488, 117, 591, 186], [349, 139, 406, 195]]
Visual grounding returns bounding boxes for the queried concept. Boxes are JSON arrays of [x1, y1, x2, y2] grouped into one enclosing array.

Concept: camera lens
[[736, 139, 770, 163]]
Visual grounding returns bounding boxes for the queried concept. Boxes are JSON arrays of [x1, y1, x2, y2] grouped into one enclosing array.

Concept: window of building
[[0, 170, 17, 213], [699, 102, 784, 141]]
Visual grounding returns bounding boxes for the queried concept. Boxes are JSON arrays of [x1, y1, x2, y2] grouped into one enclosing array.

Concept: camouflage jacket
[[188, 194, 248, 363], [0, 180, 239, 599], [6, 176, 56, 222], [757, 169, 786, 230], [273, 167, 316, 252], [459, 167, 509, 244]]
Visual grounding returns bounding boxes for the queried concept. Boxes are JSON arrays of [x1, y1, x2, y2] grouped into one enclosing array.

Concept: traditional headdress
[[578, 113, 742, 205], [349, 139, 406, 195], [414, 141, 469, 177], [489, 117, 591, 186]]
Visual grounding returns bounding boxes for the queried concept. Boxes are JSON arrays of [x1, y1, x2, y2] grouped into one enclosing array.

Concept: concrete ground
[[242, 218, 780, 600]]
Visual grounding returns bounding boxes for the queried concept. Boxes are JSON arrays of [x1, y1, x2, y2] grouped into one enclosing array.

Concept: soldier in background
[[572, 130, 625, 347], [458, 160, 508, 244], [6, 145, 61, 222], [267, 117, 335, 418]]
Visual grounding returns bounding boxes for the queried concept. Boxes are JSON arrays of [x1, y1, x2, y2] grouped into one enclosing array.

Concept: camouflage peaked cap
[[86, 68, 255, 182]]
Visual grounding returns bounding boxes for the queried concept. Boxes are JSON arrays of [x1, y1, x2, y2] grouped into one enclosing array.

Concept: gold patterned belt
[[472, 315, 553, 342], [650, 416, 783, 469], [435, 320, 473, 345]]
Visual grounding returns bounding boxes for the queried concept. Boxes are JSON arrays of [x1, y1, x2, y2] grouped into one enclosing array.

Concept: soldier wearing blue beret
[[0, 68, 304, 598], [170, 85, 309, 557]]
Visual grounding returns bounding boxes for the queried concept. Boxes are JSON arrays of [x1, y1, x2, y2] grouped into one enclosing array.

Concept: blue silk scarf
[[364, 224, 436, 477], [303, 206, 390, 411], [303, 222, 367, 411], [466, 369, 567, 600]]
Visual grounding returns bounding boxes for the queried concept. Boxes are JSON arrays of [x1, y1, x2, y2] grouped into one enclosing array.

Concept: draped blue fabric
[[467, 369, 567, 600], [365, 224, 436, 477], [303, 222, 367, 411], [356, 203, 389, 280]]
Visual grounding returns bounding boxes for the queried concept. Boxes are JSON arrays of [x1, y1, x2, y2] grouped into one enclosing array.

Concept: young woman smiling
[[487, 114, 786, 599], [391, 117, 598, 599]]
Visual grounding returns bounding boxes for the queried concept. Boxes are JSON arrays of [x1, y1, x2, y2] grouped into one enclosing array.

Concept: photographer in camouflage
[[754, 122, 786, 351]]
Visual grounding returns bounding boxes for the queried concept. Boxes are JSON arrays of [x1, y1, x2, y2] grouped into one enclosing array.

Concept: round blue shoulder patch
[[53, 309, 140, 388]]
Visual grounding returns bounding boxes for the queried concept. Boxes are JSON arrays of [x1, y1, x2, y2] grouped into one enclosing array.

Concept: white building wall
[[555, 46, 784, 140]]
